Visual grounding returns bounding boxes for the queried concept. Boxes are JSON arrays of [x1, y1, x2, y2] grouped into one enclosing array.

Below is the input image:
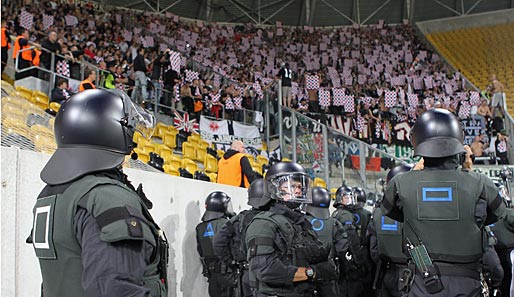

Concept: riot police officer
[[368, 163, 413, 297], [245, 162, 338, 297], [31, 89, 168, 297], [382, 108, 514, 296], [214, 179, 268, 297], [196, 191, 235, 297], [305, 187, 349, 296], [490, 203, 514, 296], [332, 185, 367, 297]]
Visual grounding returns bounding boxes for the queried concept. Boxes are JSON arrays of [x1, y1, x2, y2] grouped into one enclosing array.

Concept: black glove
[[312, 261, 338, 281]]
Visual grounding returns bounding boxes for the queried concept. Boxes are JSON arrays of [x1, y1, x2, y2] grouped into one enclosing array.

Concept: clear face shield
[[342, 191, 356, 206], [271, 173, 312, 204], [111, 89, 156, 141]]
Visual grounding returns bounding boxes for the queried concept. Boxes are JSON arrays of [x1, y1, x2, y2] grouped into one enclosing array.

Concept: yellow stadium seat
[[163, 163, 180, 176], [256, 155, 269, 167], [217, 149, 225, 159], [156, 144, 173, 157], [182, 141, 196, 160], [133, 148, 150, 163], [207, 172, 218, 183], [2, 117, 29, 138], [160, 150, 173, 163], [133, 131, 143, 144], [282, 157, 291, 162], [163, 131, 177, 149], [204, 154, 218, 173], [16, 85, 32, 96], [313, 177, 327, 188], [49, 102, 61, 113], [2, 103, 25, 118], [167, 154, 182, 168], [142, 142, 157, 154], [154, 122, 170, 139], [195, 141, 209, 163], [32, 90, 49, 101], [1, 80, 15, 93], [181, 158, 198, 174], [187, 135, 199, 147], [33, 96, 49, 110]]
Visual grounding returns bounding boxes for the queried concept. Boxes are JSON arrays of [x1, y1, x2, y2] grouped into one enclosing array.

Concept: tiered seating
[[427, 23, 514, 114]]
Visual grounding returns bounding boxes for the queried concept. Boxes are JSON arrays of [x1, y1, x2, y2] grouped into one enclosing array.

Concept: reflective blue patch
[[319, 203, 327, 207], [381, 216, 398, 231], [203, 222, 215, 237], [488, 224, 495, 227], [422, 187, 452, 202], [310, 218, 325, 231], [353, 213, 361, 224]]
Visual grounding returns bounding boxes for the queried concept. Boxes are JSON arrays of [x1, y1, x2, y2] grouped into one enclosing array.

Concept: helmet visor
[[342, 191, 356, 206], [271, 173, 312, 203], [110, 89, 156, 139]]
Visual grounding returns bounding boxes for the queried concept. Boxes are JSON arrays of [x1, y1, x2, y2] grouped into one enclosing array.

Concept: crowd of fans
[[2, 0, 509, 162]]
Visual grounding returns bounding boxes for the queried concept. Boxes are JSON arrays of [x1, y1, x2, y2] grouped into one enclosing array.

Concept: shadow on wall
[[180, 200, 207, 297], [161, 214, 178, 297]]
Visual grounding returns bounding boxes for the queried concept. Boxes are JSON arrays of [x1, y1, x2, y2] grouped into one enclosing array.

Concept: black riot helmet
[[40, 89, 155, 185], [202, 191, 234, 221], [333, 186, 354, 207], [305, 187, 331, 219], [386, 163, 414, 183], [410, 108, 465, 158], [248, 179, 265, 209], [352, 187, 367, 207], [262, 162, 312, 209]]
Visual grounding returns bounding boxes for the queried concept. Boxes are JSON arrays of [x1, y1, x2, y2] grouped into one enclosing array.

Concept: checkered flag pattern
[[253, 82, 263, 99], [343, 95, 355, 112], [185, 70, 199, 82], [408, 107, 418, 119], [56, 60, 70, 77], [65, 15, 78, 27], [362, 96, 372, 108], [413, 77, 423, 90], [174, 85, 180, 102], [332, 88, 345, 106], [345, 76, 353, 86], [424, 77, 433, 89], [391, 76, 404, 86], [470, 91, 481, 106], [291, 82, 299, 97], [397, 113, 408, 122], [43, 14, 54, 30], [458, 102, 471, 119], [20, 10, 34, 29], [211, 92, 220, 103], [407, 93, 418, 107], [384, 90, 397, 108], [168, 51, 180, 73], [306, 75, 320, 90], [225, 98, 234, 110], [233, 96, 243, 109], [318, 89, 330, 107], [355, 114, 365, 132], [497, 140, 507, 153]]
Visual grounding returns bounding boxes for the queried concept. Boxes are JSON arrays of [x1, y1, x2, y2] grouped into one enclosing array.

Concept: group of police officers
[[30, 89, 514, 297]]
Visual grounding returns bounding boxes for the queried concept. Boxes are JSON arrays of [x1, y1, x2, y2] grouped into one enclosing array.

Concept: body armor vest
[[196, 217, 228, 270], [395, 169, 487, 263], [306, 214, 336, 253], [372, 207, 407, 263], [490, 209, 514, 250], [32, 175, 166, 297]]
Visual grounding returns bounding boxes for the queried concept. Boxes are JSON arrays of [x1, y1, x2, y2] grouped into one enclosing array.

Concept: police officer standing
[[304, 187, 350, 296], [214, 179, 268, 297], [245, 162, 338, 297], [30, 89, 168, 297], [332, 186, 366, 297], [382, 108, 514, 296], [368, 163, 413, 297], [196, 191, 236, 297]]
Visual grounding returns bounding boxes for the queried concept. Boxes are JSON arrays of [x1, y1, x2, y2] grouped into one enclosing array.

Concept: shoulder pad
[[82, 184, 156, 245]]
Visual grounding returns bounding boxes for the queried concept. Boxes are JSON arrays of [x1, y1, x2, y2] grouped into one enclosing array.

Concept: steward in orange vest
[[79, 68, 97, 92], [13, 29, 33, 80], [1, 20, 12, 74], [217, 140, 257, 188]]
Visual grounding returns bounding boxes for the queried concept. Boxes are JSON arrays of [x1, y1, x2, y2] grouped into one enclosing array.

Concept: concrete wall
[[0, 147, 248, 297], [417, 8, 514, 34]]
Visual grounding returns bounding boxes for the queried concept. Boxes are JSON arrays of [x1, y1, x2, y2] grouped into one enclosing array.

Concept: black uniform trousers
[[1, 47, 8, 74], [496, 248, 513, 296], [207, 273, 234, 297], [375, 263, 405, 297]]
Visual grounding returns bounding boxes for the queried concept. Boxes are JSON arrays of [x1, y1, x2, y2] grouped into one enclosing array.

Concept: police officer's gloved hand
[[492, 288, 501, 297], [311, 261, 338, 281]]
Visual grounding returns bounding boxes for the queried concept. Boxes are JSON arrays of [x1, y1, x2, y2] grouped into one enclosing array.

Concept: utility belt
[[414, 262, 481, 280], [201, 257, 231, 275]]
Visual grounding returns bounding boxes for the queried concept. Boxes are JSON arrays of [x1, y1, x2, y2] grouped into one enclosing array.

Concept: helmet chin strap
[[280, 200, 302, 210]]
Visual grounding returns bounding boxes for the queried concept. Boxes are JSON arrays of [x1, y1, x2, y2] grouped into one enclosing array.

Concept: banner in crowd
[[199, 116, 262, 148], [461, 117, 485, 145]]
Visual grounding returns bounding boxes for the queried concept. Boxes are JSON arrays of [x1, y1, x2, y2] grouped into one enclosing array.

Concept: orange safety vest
[[78, 79, 96, 92], [1, 28, 11, 49], [13, 36, 32, 61], [217, 153, 250, 188], [33, 49, 41, 66]]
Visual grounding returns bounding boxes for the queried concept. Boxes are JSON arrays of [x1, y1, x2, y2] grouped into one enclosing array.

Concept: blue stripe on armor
[[422, 187, 452, 202]]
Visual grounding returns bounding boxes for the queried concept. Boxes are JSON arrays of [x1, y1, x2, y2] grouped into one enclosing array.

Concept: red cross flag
[[173, 111, 199, 133]]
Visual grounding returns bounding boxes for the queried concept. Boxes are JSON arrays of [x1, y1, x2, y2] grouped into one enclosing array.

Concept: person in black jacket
[[50, 78, 72, 104], [131, 47, 148, 104], [40, 30, 61, 71]]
